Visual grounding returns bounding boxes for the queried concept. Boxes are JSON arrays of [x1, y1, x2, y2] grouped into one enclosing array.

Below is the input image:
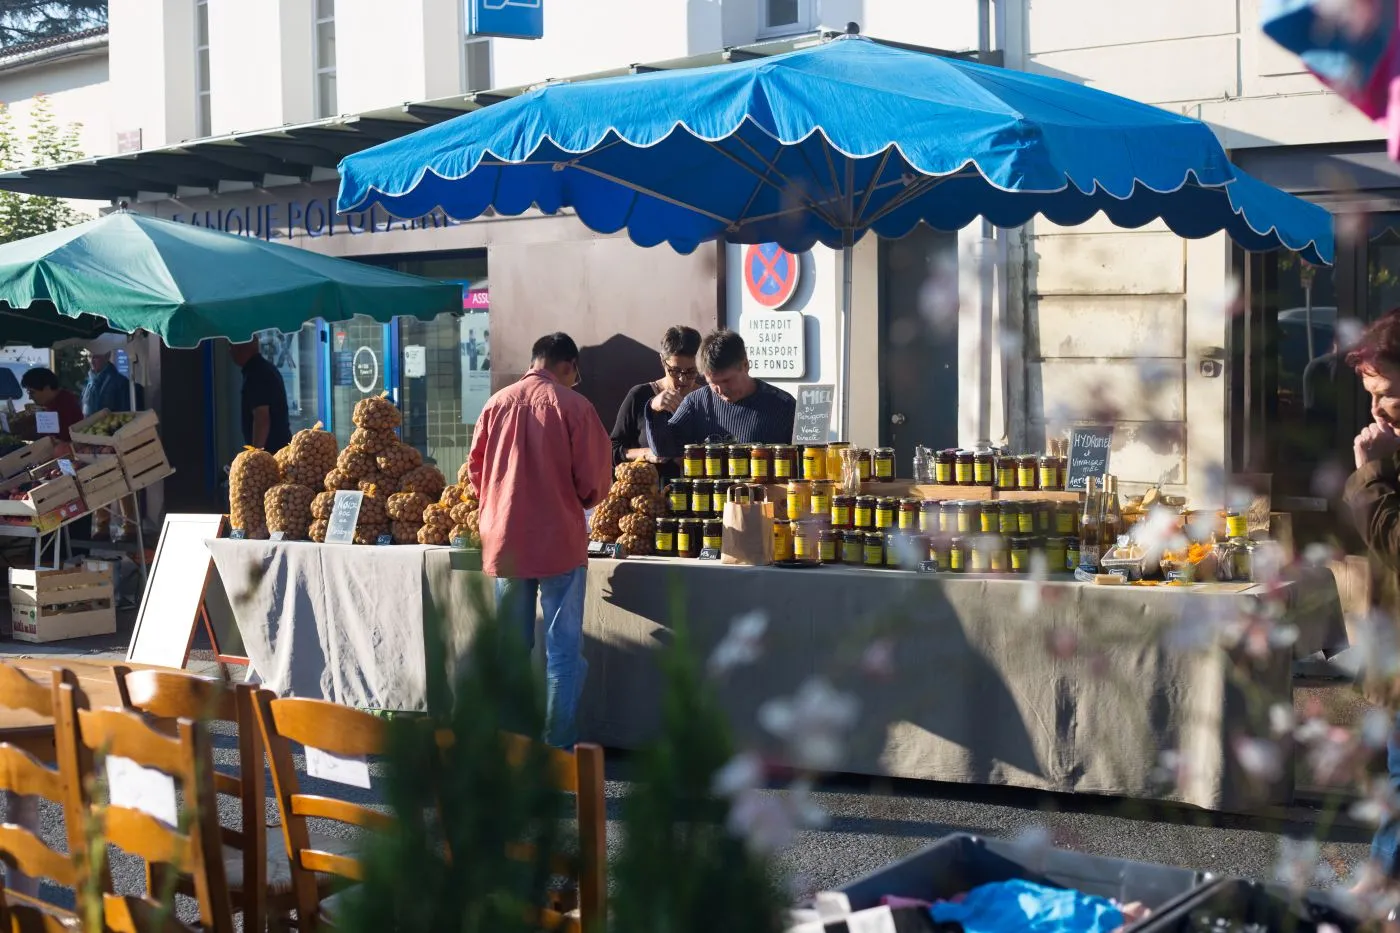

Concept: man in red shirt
[[18, 367, 84, 441], [468, 332, 612, 748]]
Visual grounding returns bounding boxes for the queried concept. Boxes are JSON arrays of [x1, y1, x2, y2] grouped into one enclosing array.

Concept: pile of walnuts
[[588, 461, 662, 555], [279, 424, 338, 488], [230, 448, 279, 539]]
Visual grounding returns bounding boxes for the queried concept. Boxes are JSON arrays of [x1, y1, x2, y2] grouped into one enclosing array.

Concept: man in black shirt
[[230, 339, 293, 454]]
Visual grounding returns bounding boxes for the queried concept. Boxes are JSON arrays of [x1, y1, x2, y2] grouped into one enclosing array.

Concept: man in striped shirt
[[646, 329, 796, 454]]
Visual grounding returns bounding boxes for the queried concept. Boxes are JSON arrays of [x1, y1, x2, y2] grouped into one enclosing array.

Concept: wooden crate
[[116, 427, 173, 491], [8, 565, 116, 642], [76, 455, 131, 512], [0, 437, 56, 480], [0, 463, 83, 528], [69, 409, 160, 454]]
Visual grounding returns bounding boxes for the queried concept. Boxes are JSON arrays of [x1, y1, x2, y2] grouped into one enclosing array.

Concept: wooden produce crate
[[0, 462, 83, 530], [76, 455, 131, 512], [7, 565, 116, 642], [116, 427, 173, 491], [69, 409, 160, 453], [0, 436, 56, 480]]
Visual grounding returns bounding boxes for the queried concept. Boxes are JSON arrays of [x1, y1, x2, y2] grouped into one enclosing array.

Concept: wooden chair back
[[54, 682, 234, 933], [0, 736, 80, 929], [252, 691, 392, 932], [111, 666, 266, 931]]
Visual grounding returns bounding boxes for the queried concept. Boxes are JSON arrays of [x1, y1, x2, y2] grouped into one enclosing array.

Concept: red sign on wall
[[743, 243, 800, 308]]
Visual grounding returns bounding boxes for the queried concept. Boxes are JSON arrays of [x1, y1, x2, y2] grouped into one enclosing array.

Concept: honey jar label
[[1017, 467, 1036, 487], [1066, 548, 1080, 569], [875, 463, 893, 480], [971, 553, 988, 571], [820, 542, 837, 563], [713, 496, 727, 513], [919, 514, 936, 533], [997, 467, 1016, 487], [752, 462, 770, 479], [776, 463, 792, 479], [980, 516, 996, 534], [706, 459, 724, 477], [684, 462, 703, 478], [812, 493, 831, 514], [1055, 514, 1075, 534], [855, 507, 872, 527], [950, 551, 963, 570], [691, 495, 708, 513], [864, 547, 883, 565], [957, 516, 972, 533], [858, 462, 872, 480], [704, 535, 723, 550], [833, 505, 851, 526], [1011, 548, 1028, 571], [669, 494, 687, 511], [678, 532, 692, 552], [1226, 515, 1247, 538], [730, 457, 750, 477], [955, 465, 972, 484], [935, 465, 953, 483], [999, 515, 1017, 535], [656, 532, 674, 551], [1018, 516, 1034, 534], [990, 553, 1008, 572], [1039, 467, 1059, 488], [876, 513, 893, 530], [899, 514, 917, 531], [974, 463, 992, 484]]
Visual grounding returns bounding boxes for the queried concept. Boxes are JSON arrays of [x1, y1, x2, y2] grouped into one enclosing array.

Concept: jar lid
[[679, 517, 700, 525], [921, 499, 940, 508], [657, 517, 676, 525], [900, 497, 921, 506], [875, 446, 895, 454], [729, 443, 749, 451], [865, 531, 885, 540]]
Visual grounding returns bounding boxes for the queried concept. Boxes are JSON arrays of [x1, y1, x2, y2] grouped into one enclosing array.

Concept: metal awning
[[0, 29, 992, 202]]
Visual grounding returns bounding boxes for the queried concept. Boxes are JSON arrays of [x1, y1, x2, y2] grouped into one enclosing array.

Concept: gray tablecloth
[[205, 541, 1347, 811]]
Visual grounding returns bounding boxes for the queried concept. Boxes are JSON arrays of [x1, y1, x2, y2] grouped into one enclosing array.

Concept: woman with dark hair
[[610, 326, 701, 472], [1343, 307, 1400, 893]]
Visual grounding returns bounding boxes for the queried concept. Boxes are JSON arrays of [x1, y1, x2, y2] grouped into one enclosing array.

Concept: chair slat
[[101, 806, 192, 870], [290, 794, 393, 833], [117, 668, 236, 723], [502, 733, 579, 793], [0, 824, 77, 888], [0, 664, 52, 717], [75, 708, 184, 776], [0, 744, 64, 801], [5, 900, 80, 933], [102, 892, 199, 933], [211, 772, 241, 797], [267, 699, 386, 757], [299, 850, 362, 882]]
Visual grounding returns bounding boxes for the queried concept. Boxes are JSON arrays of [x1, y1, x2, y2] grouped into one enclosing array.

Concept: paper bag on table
[[722, 483, 775, 566]]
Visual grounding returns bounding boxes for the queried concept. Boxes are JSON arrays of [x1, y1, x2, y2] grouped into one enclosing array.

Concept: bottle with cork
[[1099, 474, 1124, 554], [1079, 476, 1103, 572]]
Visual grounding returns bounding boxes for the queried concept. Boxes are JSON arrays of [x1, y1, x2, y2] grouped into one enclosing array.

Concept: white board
[[127, 514, 225, 669]]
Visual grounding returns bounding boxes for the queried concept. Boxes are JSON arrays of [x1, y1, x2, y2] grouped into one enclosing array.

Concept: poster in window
[[256, 329, 302, 415], [459, 310, 491, 426]]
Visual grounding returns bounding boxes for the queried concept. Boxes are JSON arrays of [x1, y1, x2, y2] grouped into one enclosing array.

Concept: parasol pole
[[839, 232, 854, 444]]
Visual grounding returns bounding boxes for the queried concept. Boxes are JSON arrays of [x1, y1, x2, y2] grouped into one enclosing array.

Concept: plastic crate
[[1136, 879, 1366, 932], [836, 834, 1211, 928]]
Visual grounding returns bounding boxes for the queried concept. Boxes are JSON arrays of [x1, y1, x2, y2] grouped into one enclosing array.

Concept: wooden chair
[[434, 729, 607, 933], [110, 666, 269, 933], [252, 691, 393, 933], [53, 682, 234, 933]]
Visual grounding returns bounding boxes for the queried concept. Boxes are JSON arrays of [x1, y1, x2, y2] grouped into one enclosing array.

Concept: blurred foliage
[[0, 1, 105, 48], [0, 96, 85, 243]]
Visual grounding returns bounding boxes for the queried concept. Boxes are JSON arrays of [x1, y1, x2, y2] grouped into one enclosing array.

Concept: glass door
[[327, 317, 390, 449]]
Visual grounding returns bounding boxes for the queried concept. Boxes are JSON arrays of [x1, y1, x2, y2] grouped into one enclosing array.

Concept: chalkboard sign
[[325, 490, 364, 545], [791, 383, 835, 444], [1065, 426, 1114, 492]]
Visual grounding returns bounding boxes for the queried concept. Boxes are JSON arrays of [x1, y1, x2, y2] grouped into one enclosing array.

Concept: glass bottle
[[1101, 474, 1124, 555], [1079, 476, 1102, 572]]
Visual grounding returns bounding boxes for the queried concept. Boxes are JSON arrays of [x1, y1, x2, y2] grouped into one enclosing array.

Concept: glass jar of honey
[[987, 535, 1011, 573], [948, 536, 967, 573], [995, 454, 1018, 491], [864, 531, 886, 567], [793, 521, 818, 563], [819, 528, 840, 564], [930, 534, 950, 571], [955, 501, 980, 534], [980, 501, 1000, 534], [940, 500, 958, 534], [1044, 536, 1067, 572], [712, 480, 733, 516], [704, 444, 727, 478], [825, 442, 850, 483], [1226, 510, 1248, 539], [690, 479, 713, 518], [677, 518, 701, 558], [885, 532, 905, 568], [1034, 501, 1051, 535], [1009, 535, 1031, 573], [1016, 501, 1036, 534], [1055, 501, 1076, 535], [665, 479, 690, 517], [832, 494, 855, 529], [842, 530, 865, 566], [702, 519, 724, 552], [655, 517, 676, 556], [773, 519, 794, 562], [810, 481, 833, 519], [854, 448, 873, 483], [1038, 455, 1063, 491], [875, 497, 897, 530], [802, 445, 827, 481], [749, 444, 772, 482], [935, 449, 956, 485], [683, 444, 705, 479], [786, 479, 811, 521], [969, 536, 991, 572], [772, 445, 797, 480], [973, 449, 995, 487], [998, 502, 1019, 536], [906, 533, 931, 569], [855, 495, 877, 529], [873, 447, 896, 481], [1065, 536, 1081, 571], [919, 500, 940, 533], [955, 450, 975, 485], [728, 445, 751, 480], [895, 497, 918, 531], [1017, 455, 1038, 491]]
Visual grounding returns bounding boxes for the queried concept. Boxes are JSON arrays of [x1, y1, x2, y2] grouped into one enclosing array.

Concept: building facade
[[0, 0, 1377, 516]]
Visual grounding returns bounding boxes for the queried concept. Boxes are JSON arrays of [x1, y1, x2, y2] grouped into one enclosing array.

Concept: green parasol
[[0, 211, 463, 348]]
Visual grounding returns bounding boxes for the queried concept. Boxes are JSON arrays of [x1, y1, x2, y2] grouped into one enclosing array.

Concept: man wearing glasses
[[610, 325, 702, 480], [468, 332, 612, 748], [645, 329, 796, 456]]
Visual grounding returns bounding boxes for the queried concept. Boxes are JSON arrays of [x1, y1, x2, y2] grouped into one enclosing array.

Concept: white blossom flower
[[1274, 837, 1333, 891], [1269, 703, 1295, 737], [711, 751, 765, 798], [758, 677, 860, 771], [708, 610, 768, 675], [727, 789, 796, 854], [1311, 460, 1350, 500], [859, 639, 895, 679], [1302, 542, 1340, 566], [1362, 708, 1393, 749], [1337, 316, 1367, 352], [1233, 736, 1284, 783]]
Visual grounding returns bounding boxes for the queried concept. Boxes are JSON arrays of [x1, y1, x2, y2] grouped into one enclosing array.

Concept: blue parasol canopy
[[338, 34, 1333, 265]]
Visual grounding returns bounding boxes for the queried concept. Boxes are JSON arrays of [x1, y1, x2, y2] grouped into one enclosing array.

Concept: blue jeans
[[1373, 710, 1400, 876], [494, 565, 589, 749]]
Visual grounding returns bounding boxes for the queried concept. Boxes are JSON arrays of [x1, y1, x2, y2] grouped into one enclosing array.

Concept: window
[[464, 20, 492, 94], [314, 0, 337, 118], [760, 0, 813, 37], [195, 0, 210, 136]]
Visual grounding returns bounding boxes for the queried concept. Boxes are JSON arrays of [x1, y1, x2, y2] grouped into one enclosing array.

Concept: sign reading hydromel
[[168, 199, 462, 241]]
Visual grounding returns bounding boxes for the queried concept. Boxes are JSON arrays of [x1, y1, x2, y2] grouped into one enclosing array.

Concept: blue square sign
[[470, 0, 543, 39]]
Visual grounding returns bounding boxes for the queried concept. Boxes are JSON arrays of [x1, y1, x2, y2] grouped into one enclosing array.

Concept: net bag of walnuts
[[349, 427, 398, 455], [229, 447, 279, 539], [377, 443, 423, 480], [310, 491, 336, 520], [400, 464, 446, 499], [281, 423, 338, 487], [353, 394, 403, 431], [387, 491, 431, 522], [336, 446, 377, 480], [309, 519, 329, 543], [264, 483, 315, 540]]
